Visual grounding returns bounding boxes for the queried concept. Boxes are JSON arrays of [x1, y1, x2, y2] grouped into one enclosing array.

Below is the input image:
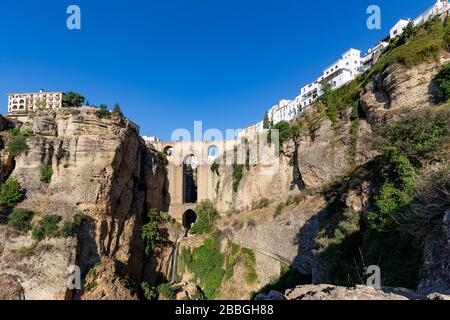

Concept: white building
[[267, 99, 295, 124], [7, 90, 63, 113], [414, 0, 449, 26], [300, 48, 362, 109], [390, 19, 411, 39], [361, 40, 390, 71], [143, 136, 161, 143]]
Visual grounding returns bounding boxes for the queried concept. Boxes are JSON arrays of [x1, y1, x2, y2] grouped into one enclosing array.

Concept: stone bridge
[[151, 140, 230, 227]]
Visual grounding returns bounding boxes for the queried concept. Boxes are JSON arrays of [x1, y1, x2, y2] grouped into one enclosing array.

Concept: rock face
[[0, 108, 168, 300], [0, 274, 25, 300], [81, 258, 139, 300], [280, 285, 409, 300], [360, 56, 449, 124], [255, 285, 410, 300], [419, 209, 450, 295]]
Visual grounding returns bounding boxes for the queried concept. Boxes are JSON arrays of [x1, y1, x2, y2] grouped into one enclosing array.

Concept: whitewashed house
[[361, 40, 390, 71], [414, 0, 449, 26], [390, 19, 411, 39], [299, 48, 362, 109]]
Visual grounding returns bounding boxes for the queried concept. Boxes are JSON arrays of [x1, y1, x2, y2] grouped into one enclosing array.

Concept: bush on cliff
[[7, 130, 28, 157], [7, 208, 33, 232], [0, 178, 25, 206], [32, 214, 61, 241], [40, 165, 53, 184], [190, 200, 218, 235], [435, 63, 450, 100]]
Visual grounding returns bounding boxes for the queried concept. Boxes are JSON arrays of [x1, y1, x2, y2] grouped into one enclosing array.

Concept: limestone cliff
[[0, 108, 168, 300]]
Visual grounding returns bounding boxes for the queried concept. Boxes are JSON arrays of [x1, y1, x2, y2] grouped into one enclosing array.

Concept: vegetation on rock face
[[0, 178, 25, 206], [32, 214, 62, 241], [62, 92, 85, 107], [190, 200, 218, 235], [317, 105, 450, 289], [40, 165, 53, 184], [112, 103, 124, 118], [232, 164, 244, 193], [210, 160, 220, 176], [367, 16, 450, 79], [59, 212, 88, 237], [141, 209, 169, 256], [185, 233, 225, 299], [7, 129, 29, 157], [7, 208, 33, 232], [435, 62, 450, 100], [157, 283, 176, 300], [97, 104, 111, 118]]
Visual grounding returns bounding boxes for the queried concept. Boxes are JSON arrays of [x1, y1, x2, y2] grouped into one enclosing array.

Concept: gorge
[[1, 15, 450, 301]]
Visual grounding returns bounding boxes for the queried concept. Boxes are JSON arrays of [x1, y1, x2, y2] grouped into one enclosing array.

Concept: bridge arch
[[183, 154, 198, 204], [182, 209, 197, 230]]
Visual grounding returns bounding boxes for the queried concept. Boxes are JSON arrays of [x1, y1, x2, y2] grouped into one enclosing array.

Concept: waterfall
[[170, 240, 181, 283]]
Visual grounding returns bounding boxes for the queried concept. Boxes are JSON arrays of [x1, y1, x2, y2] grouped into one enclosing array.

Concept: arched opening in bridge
[[182, 209, 197, 230], [183, 154, 198, 204]]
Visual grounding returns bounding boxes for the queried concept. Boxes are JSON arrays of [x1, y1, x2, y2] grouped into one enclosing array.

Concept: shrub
[[40, 165, 53, 183], [142, 209, 163, 256], [0, 178, 25, 206], [376, 109, 450, 167], [190, 200, 219, 235], [210, 160, 220, 176], [369, 17, 447, 77], [32, 214, 61, 241], [157, 283, 176, 300], [269, 121, 292, 145], [8, 131, 27, 156], [7, 208, 33, 232], [435, 63, 450, 100], [246, 218, 256, 229], [97, 104, 111, 118], [111, 103, 124, 118], [254, 197, 270, 210], [274, 203, 285, 218], [232, 164, 244, 192], [141, 282, 158, 300], [56, 148, 68, 161], [59, 212, 88, 237], [189, 236, 225, 299], [62, 92, 85, 107]]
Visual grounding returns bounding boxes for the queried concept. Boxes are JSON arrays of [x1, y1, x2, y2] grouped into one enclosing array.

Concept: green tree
[[62, 92, 85, 107], [0, 178, 25, 206], [263, 111, 270, 129], [112, 103, 123, 117], [98, 104, 111, 118]]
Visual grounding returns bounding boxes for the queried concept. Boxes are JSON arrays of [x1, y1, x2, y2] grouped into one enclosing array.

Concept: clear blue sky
[[0, 0, 432, 140]]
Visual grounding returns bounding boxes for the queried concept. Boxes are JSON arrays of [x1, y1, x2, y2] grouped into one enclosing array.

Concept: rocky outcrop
[[360, 56, 449, 124], [81, 259, 139, 300], [0, 108, 168, 300], [419, 209, 450, 295], [256, 285, 410, 300], [0, 274, 25, 300]]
